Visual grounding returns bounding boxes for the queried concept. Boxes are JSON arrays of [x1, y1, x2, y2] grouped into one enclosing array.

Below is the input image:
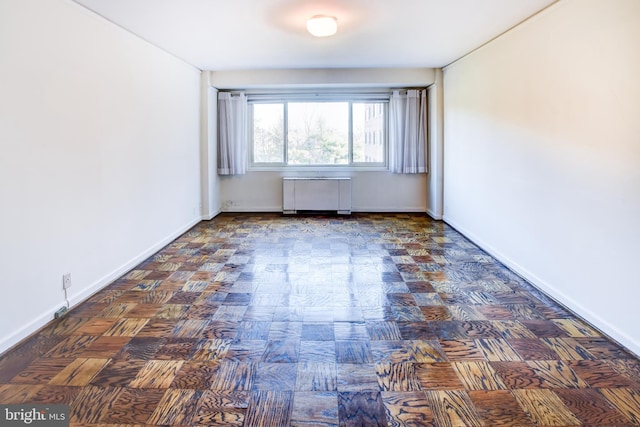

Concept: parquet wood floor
[[1, 213, 639, 426]]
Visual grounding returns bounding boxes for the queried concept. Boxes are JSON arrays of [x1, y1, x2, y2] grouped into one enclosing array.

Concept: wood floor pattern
[[1, 212, 639, 426]]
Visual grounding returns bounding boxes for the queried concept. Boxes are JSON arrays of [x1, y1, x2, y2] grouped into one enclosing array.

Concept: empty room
[[1, 0, 639, 425]]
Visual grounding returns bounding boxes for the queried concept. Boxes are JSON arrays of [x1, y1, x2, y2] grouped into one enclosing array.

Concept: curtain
[[388, 89, 428, 174], [217, 92, 247, 175]]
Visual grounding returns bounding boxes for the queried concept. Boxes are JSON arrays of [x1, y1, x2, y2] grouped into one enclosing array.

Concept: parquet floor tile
[[554, 388, 633, 426], [468, 389, 535, 426], [511, 388, 582, 426], [381, 391, 436, 426], [1, 212, 639, 426], [424, 389, 484, 427], [338, 391, 388, 426], [290, 391, 338, 427]]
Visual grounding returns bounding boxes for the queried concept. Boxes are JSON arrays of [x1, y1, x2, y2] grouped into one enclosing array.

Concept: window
[[250, 97, 387, 168], [252, 103, 284, 163]]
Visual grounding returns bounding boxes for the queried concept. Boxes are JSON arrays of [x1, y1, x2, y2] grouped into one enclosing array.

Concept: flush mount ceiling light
[[306, 15, 338, 37]]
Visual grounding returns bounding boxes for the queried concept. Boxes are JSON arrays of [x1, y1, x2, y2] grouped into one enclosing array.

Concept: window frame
[[248, 93, 389, 171]]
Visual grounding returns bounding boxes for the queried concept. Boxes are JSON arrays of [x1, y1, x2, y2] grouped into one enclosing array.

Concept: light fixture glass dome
[[306, 15, 338, 37]]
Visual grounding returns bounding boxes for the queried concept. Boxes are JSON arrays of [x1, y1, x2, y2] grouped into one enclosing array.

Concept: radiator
[[282, 177, 351, 215]]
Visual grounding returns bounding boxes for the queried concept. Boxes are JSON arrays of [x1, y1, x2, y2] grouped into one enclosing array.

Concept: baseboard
[[0, 307, 62, 356], [364, 208, 428, 213], [0, 216, 202, 355], [221, 207, 429, 214], [443, 215, 640, 358], [68, 217, 202, 307], [222, 207, 282, 213], [426, 208, 443, 220], [353, 207, 427, 213], [202, 208, 222, 220]]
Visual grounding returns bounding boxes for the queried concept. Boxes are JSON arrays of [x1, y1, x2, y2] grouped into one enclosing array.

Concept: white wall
[[220, 171, 427, 213], [210, 67, 433, 214], [0, 0, 202, 352], [210, 68, 436, 89], [427, 69, 444, 219], [443, 0, 640, 354], [200, 75, 221, 219]]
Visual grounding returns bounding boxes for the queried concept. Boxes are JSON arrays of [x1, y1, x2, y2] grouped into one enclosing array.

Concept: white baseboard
[[426, 208, 443, 220], [0, 216, 202, 354], [0, 306, 62, 356], [443, 215, 640, 358], [220, 207, 429, 214], [221, 207, 282, 213], [202, 208, 221, 220], [354, 207, 427, 213], [69, 217, 202, 307]]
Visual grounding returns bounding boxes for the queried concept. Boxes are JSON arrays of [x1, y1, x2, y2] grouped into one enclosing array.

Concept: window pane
[[353, 102, 385, 163], [288, 102, 349, 165], [253, 103, 284, 163]]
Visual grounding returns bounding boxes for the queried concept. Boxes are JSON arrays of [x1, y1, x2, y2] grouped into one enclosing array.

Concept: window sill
[[248, 165, 390, 173]]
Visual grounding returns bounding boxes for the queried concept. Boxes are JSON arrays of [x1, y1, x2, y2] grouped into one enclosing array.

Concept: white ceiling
[[73, 0, 557, 71]]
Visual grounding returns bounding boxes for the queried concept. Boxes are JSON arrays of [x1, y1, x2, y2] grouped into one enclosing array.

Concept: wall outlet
[[62, 273, 72, 289]]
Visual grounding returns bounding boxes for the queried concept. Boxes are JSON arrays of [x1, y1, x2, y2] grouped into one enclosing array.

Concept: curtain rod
[[219, 90, 427, 103]]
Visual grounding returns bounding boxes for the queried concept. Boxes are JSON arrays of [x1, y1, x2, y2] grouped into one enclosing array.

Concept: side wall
[[200, 75, 221, 219], [0, 0, 202, 352], [443, 0, 640, 354], [427, 69, 444, 219]]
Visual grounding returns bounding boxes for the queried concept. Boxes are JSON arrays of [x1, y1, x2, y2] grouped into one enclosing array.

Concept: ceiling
[[73, 0, 557, 71]]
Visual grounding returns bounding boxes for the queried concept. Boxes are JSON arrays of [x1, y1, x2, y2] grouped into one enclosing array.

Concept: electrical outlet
[[62, 273, 72, 289]]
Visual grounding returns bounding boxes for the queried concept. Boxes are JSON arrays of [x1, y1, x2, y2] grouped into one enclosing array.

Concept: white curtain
[[388, 89, 428, 174], [217, 92, 247, 175]]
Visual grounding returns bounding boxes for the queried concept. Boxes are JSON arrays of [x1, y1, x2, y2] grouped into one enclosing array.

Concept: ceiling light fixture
[[306, 15, 338, 37]]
